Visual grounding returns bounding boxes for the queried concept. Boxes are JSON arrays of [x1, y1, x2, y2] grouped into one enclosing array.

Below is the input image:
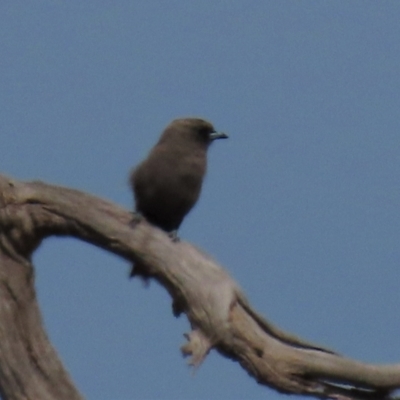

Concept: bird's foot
[[168, 230, 180, 242], [129, 212, 143, 228]]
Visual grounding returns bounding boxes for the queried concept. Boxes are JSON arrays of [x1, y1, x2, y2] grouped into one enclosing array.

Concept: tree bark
[[0, 173, 399, 400]]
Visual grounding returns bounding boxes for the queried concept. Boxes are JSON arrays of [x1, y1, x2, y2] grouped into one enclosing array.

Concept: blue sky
[[2, 1, 400, 399]]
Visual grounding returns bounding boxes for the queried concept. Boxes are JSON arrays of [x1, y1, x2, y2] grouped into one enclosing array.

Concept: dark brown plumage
[[130, 117, 228, 236]]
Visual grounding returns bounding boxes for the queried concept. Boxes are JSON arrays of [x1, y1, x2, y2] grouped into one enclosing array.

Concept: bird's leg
[[168, 230, 180, 242], [129, 211, 143, 228]]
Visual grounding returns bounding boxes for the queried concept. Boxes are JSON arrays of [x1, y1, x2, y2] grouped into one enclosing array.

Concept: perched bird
[[130, 117, 228, 238]]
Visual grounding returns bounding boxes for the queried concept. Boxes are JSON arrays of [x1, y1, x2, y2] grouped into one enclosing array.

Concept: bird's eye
[[198, 127, 213, 137]]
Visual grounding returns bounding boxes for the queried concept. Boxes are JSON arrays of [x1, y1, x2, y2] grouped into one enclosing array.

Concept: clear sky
[[2, 1, 400, 399]]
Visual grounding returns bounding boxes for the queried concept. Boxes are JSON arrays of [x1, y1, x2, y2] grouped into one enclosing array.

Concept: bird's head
[[158, 118, 228, 149]]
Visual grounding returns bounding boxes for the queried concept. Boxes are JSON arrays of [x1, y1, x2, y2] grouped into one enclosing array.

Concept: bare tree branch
[[0, 173, 399, 400]]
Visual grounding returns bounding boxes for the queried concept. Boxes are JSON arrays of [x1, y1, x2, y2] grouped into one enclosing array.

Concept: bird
[[130, 118, 228, 243]]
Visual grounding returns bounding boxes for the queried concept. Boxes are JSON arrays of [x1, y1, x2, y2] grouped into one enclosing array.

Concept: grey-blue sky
[[1, 1, 400, 399]]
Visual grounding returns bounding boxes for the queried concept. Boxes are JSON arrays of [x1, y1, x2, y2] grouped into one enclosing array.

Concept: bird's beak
[[209, 131, 229, 140]]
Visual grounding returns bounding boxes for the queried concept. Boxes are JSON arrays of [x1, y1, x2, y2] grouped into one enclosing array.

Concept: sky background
[[1, 1, 400, 399]]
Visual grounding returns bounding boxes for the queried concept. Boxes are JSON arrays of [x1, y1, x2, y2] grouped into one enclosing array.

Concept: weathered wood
[[0, 174, 399, 400]]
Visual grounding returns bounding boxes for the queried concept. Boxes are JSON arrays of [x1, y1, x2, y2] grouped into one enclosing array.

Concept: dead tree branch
[[0, 173, 399, 400]]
